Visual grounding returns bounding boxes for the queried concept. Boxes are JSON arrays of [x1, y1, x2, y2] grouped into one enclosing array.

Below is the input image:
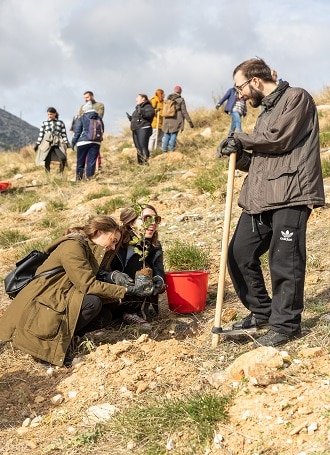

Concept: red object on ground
[[0, 182, 11, 192]]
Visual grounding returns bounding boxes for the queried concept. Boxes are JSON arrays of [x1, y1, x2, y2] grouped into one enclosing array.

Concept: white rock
[[67, 426, 77, 434], [85, 403, 117, 424], [23, 201, 47, 215], [166, 438, 175, 450], [30, 415, 43, 427], [307, 422, 318, 434], [68, 390, 78, 399], [22, 418, 31, 427], [51, 394, 64, 405]]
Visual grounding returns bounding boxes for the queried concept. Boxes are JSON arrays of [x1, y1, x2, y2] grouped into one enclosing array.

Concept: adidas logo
[[280, 230, 293, 241]]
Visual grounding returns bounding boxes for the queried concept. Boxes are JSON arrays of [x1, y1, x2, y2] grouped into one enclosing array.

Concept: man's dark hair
[[233, 58, 273, 83], [84, 90, 94, 96]]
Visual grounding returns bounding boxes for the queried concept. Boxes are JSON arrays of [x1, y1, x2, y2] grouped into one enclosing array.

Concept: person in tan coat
[[0, 216, 153, 367]]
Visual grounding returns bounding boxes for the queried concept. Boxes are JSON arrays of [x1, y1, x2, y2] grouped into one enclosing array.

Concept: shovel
[[211, 152, 257, 347], [153, 110, 160, 151]]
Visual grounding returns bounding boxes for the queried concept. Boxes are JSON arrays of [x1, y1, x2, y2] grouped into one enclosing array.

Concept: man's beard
[[248, 85, 264, 108]]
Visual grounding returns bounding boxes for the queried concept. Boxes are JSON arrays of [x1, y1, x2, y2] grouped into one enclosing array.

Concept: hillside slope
[[0, 105, 329, 454], [0, 108, 39, 151]]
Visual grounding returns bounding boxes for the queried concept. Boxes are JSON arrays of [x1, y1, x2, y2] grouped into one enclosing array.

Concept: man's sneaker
[[123, 312, 151, 330], [232, 312, 269, 330], [253, 328, 302, 347]]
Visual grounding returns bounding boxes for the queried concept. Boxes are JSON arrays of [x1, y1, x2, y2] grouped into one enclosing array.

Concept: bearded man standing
[[217, 58, 325, 347]]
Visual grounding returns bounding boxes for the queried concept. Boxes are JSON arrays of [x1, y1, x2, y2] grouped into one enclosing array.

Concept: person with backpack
[[71, 101, 104, 181], [126, 94, 155, 165], [71, 90, 105, 172], [162, 86, 194, 153], [148, 89, 165, 152]]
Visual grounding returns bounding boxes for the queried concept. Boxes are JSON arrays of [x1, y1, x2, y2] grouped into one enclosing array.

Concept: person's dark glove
[[126, 281, 154, 297], [111, 271, 134, 286], [215, 104, 220, 110], [152, 275, 165, 295], [216, 137, 243, 158], [97, 270, 134, 287], [189, 121, 194, 128], [33, 143, 39, 152], [126, 112, 132, 121]]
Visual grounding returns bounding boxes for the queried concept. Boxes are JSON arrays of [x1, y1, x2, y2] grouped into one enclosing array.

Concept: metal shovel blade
[[211, 326, 258, 336]]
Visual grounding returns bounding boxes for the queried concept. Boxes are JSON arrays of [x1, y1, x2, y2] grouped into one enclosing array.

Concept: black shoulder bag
[[4, 250, 64, 299]]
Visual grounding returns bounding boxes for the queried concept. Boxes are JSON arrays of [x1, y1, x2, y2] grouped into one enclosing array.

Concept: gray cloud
[[1, 0, 329, 135]]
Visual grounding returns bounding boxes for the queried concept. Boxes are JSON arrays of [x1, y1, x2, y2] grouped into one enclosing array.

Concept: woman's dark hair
[[47, 107, 59, 119], [120, 204, 160, 246], [138, 94, 149, 101], [233, 57, 273, 83]]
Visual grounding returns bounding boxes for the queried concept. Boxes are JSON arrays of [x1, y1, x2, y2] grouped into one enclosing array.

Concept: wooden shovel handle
[[212, 152, 236, 347]]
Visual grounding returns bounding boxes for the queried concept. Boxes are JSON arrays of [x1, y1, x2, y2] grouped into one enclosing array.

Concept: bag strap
[[34, 266, 64, 281]]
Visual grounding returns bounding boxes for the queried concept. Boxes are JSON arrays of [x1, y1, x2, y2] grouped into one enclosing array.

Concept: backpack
[[4, 250, 64, 299], [86, 117, 104, 142], [162, 99, 177, 118]]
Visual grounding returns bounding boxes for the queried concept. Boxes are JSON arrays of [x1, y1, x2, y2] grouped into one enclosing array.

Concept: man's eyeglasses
[[235, 78, 253, 93], [141, 215, 161, 224]]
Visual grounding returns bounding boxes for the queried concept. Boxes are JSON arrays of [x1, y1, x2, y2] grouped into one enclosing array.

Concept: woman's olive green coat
[[0, 234, 126, 366]]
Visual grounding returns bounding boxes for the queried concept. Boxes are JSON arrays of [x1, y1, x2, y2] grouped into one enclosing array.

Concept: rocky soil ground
[[0, 137, 329, 454]]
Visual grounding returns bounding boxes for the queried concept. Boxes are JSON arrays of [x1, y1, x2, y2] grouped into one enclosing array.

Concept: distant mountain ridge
[[0, 108, 39, 151]]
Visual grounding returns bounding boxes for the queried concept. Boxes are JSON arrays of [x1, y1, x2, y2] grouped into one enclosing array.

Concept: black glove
[[126, 112, 132, 121], [126, 281, 154, 297], [216, 137, 243, 158], [189, 121, 194, 128], [152, 275, 165, 295], [33, 143, 39, 152], [111, 271, 134, 286], [97, 270, 134, 286], [215, 104, 220, 110]]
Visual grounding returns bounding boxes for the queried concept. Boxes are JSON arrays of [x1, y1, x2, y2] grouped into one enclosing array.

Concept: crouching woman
[[0, 215, 153, 367]]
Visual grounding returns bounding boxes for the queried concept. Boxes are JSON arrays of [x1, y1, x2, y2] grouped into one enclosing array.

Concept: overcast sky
[[1, 0, 330, 135]]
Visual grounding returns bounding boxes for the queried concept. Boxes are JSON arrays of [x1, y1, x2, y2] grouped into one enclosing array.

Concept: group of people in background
[[34, 85, 195, 173], [34, 91, 105, 181], [127, 85, 194, 165]]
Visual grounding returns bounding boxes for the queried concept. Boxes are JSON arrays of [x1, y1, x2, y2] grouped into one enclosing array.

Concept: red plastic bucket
[[165, 270, 209, 313], [0, 182, 11, 192]]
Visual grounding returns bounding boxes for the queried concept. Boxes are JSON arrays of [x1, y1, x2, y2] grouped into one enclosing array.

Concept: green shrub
[[95, 196, 127, 215], [165, 240, 210, 271], [321, 157, 330, 177], [84, 188, 112, 201], [193, 161, 227, 195], [0, 229, 28, 248]]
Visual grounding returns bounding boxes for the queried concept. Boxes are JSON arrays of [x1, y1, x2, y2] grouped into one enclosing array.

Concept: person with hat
[[34, 107, 70, 175], [162, 86, 194, 153], [148, 89, 165, 152], [71, 101, 104, 181], [71, 91, 105, 172]]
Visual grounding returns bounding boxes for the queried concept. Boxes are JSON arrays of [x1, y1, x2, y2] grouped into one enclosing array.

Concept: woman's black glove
[[152, 275, 165, 295], [126, 281, 154, 297], [33, 143, 39, 152], [126, 112, 132, 121], [111, 271, 134, 286], [97, 270, 134, 287]]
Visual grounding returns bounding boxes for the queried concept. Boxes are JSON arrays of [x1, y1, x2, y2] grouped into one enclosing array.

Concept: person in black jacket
[[112, 204, 165, 327], [127, 94, 155, 164]]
